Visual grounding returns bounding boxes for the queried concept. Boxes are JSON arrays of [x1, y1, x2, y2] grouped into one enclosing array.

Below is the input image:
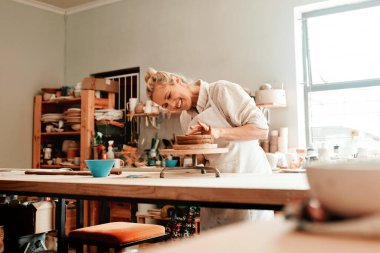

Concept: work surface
[[142, 220, 380, 253], [0, 169, 309, 208]]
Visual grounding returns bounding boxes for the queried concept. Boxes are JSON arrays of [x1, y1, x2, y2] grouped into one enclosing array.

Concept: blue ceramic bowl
[[85, 160, 115, 177], [165, 160, 178, 167]]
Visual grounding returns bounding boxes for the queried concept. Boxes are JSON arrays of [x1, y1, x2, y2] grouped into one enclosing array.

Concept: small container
[[135, 102, 145, 113], [262, 140, 269, 153], [269, 138, 278, 153], [44, 148, 52, 160], [165, 160, 178, 167], [85, 160, 115, 178], [183, 155, 193, 167], [149, 149, 157, 159], [67, 148, 79, 160]]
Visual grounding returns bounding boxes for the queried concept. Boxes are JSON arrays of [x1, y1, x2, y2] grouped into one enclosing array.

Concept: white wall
[[0, 0, 64, 167], [0, 0, 326, 167], [65, 0, 322, 148]]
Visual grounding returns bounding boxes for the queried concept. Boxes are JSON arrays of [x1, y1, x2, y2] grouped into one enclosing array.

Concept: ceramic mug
[[45, 125, 54, 133], [126, 98, 138, 113], [144, 100, 153, 113], [73, 157, 80, 166], [114, 158, 125, 169], [135, 102, 145, 113], [55, 157, 62, 165], [151, 105, 159, 113], [265, 153, 278, 170]]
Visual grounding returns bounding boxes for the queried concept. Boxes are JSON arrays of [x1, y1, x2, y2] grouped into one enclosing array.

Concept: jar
[[183, 155, 193, 167], [262, 140, 269, 153], [135, 102, 145, 113], [149, 149, 157, 159], [44, 148, 52, 160], [67, 147, 79, 160]]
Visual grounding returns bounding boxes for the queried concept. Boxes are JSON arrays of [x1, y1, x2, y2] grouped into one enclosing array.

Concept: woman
[[145, 67, 273, 230]]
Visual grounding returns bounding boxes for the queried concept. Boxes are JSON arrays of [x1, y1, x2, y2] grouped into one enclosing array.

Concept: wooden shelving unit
[[33, 90, 115, 170], [33, 84, 118, 235]]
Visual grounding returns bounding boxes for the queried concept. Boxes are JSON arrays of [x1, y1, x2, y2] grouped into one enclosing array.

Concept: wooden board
[[33, 95, 42, 168], [24, 170, 122, 175], [82, 77, 119, 93], [173, 144, 217, 150]]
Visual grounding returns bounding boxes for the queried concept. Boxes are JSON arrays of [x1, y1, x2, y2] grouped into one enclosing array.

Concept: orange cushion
[[69, 222, 166, 245]]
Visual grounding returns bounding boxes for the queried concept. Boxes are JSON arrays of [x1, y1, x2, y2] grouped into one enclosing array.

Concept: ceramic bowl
[[307, 160, 380, 218], [43, 93, 54, 101], [85, 160, 115, 177], [165, 160, 178, 167], [71, 123, 81, 131]]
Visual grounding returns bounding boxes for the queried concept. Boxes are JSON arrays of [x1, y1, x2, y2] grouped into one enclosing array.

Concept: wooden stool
[[68, 222, 169, 253]]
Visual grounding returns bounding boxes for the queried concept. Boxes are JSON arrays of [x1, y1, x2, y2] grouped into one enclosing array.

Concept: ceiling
[[15, 0, 122, 14], [33, 0, 99, 9]]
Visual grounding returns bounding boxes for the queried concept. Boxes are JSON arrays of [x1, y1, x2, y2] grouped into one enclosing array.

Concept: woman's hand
[[186, 121, 221, 139], [186, 122, 268, 141]]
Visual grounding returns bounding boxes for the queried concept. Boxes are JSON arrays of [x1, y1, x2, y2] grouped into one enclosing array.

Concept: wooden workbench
[[0, 168, 309, 252], [0, 169, 308, 208], [141, 220, 380, 253]]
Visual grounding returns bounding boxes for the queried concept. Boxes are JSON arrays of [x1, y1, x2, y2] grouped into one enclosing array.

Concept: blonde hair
[[145, 68, 191, 100]]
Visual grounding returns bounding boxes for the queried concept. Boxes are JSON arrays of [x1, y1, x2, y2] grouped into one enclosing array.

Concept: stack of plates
[[64, 108, 81, 123], [174, 135, 217, 150], [41, 113, 64, 123]]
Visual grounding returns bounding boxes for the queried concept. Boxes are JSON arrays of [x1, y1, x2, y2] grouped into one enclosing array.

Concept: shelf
[[41, 131, 80, 136], [136, 213, 171, 221], [42, 97, 113, 109], [40, 165, 80, 170], [256, 103, 287, 108], [126, 112, 160, 117], [42, 98, 81, 105], [159, 148, 229, 155], [126, 111, 181, 119], [137, 212, 201, 221]]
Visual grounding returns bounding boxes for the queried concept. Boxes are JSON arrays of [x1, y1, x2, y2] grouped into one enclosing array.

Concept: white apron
[[181, 98, 274, 231]]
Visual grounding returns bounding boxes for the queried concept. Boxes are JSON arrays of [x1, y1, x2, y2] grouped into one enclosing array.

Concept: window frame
[[301, 0, 380, 145]]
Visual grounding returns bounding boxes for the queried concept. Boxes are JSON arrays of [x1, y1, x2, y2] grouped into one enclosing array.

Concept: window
[[301, 1, 380, 156], [92, 67, 140, 145]]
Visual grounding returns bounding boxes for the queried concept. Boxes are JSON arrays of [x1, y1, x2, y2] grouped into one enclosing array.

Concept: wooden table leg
[[56, 197, 67, 253]]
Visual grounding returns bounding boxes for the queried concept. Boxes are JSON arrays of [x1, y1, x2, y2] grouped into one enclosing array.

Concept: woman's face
[[151, 78, 193, 112]]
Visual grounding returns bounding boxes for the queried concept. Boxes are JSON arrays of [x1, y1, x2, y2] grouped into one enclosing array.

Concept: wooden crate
[[108, 202, 131, 222], [82, 77, 119, 93]]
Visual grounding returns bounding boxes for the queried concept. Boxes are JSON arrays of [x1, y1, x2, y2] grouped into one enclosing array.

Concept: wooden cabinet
[[32, 90, 115, 170]]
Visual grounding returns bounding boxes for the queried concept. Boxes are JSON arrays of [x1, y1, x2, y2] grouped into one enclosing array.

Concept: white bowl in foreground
[[307, 160, 380, 218]]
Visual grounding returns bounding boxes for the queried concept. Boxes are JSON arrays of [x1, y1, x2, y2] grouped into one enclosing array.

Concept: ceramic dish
[[307, 160, 380, 218]]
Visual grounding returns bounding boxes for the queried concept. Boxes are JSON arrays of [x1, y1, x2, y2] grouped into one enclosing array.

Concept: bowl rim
[[307, 160, 380, 172]]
